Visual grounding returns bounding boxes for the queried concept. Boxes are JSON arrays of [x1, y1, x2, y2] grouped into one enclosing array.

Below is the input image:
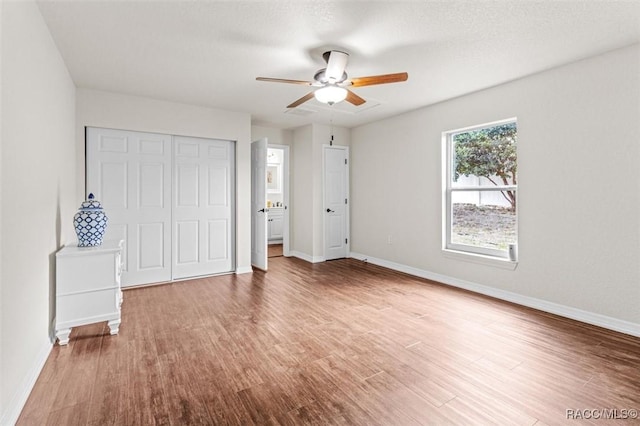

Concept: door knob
[[326, 208, 335, 213], [258, 208, 266, 213]]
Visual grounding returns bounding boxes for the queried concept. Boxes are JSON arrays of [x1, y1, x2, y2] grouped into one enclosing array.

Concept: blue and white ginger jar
[[73, 193, 108, 247]]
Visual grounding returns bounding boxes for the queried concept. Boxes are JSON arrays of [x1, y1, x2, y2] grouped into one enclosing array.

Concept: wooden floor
[[268, 244, 283, 258], [18, 257, 640, 425]]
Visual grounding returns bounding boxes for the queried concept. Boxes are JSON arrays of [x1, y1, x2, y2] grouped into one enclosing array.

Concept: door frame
[[322, 144, 350, 260], [268, 144, 291, 257]]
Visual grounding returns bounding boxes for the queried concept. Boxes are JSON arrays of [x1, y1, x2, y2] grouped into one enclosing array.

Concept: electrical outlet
[[387, 235, 392, 244]]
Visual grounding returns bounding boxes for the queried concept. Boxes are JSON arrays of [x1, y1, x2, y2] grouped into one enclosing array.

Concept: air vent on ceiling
[[284, 107, 317, 116], [312, 97, 382, 115]]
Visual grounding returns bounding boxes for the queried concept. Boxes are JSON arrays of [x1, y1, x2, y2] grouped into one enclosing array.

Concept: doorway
[[268, 244, 283, 258], [266, 145, 290, 258], [251, 141, 291, 269]]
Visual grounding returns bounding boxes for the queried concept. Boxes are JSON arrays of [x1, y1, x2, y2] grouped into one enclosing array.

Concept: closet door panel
[[100, 162, 128, 209], [208, 165, 228, 206], [176, 221, 199, 264], [87, 127, 172, 287], [138, 222, 165, 269], [139, 163, 165, 208], [208, 219, 228, 260], [176, 164, 199, 207], [173, 136, 234, 279]]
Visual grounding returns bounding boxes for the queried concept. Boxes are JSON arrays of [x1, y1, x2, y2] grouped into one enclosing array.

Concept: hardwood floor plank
[[236, 381, 299, 425], [158, 350, 215, 424], [282, 401, 351, 426], [126, 335, 171, 425], [16, 339, 78, 424], [383, 363, 456, 408], [303, 356, 395, 425], [362, 371, 452, 425], [17, 257, 640, 425], [85, 334, 131, 425], [49, 323, 105, 409], [45, 403, 90, 426], [268, 244, 283, 258]]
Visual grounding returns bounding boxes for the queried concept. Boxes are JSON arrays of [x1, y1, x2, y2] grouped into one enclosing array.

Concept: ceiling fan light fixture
[[314, 85, 347, 105]]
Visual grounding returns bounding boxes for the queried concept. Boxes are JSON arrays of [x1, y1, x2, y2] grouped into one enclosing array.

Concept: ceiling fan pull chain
[[330, 113, 334, 146]]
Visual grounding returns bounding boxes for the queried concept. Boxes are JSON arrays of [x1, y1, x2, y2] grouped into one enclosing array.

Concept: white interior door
[[251, 138, 268, 270], [172, 136, 235, 279], [86, 127, 172, 286], [324, 145, 349, 260]]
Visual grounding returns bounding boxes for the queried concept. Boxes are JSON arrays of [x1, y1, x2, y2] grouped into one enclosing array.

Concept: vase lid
[[80, 193, 103, 210]]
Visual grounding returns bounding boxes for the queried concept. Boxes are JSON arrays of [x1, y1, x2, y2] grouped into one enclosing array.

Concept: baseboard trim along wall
[[290, 251, 325, 264], [235, 266, 253, 275], [2, 339, 52, 426], [349, 252, 640, 338]]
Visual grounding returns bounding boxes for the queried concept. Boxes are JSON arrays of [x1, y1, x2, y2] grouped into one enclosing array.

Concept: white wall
[[251, 125, 292, 147], [76, 89, 252, 273], [1, 1, 77, 423], [0, 0, 4, 416], [0, 0, 4, 418], [351, 44, 640, 332], [291, 125, 314, 257]]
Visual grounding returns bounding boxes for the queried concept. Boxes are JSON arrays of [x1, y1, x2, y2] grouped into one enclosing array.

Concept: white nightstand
[[55, 240, 123, 345]]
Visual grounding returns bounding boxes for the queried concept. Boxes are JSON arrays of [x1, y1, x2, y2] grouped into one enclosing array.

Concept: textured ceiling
[[37, 0, 640, 129]]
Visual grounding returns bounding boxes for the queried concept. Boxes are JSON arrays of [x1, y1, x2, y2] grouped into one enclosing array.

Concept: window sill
[[442, 249, 518, 270]]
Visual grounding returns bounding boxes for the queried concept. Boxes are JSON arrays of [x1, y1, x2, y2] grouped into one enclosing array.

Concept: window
[[444, 119, 517, 260]]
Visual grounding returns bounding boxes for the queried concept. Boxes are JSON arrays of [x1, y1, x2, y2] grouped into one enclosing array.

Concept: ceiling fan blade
[[287, 92, 315, 108], [256, 77, 312, 85], [349, 72, 408, 87], [345, 89, 366, 106], [325, 50, 349, 82]]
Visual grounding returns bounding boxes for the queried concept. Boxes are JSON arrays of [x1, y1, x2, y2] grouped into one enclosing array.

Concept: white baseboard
[[235, 266, 253, 275], [290, 251, 325, 264], [1, 338, 52, 426], [349, 252, 640, 338]]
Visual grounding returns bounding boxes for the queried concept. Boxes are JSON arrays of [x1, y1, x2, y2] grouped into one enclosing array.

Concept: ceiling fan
[[256, 50, 408, 108]]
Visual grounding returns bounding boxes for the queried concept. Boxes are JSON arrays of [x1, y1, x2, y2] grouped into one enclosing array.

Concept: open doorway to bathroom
[[266, 145, 290, 258]]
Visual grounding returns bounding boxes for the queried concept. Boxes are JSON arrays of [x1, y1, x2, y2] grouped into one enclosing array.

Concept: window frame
[[443, 118, 518, 262]]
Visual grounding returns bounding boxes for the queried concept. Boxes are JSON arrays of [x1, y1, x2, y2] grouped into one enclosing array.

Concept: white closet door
[[172, 136, 235, 279], [86, 127, 172, 286]]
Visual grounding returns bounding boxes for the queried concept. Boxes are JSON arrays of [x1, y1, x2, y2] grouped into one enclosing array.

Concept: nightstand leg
[[108, 319, 121, 335], [57, 328, 71, 345]]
